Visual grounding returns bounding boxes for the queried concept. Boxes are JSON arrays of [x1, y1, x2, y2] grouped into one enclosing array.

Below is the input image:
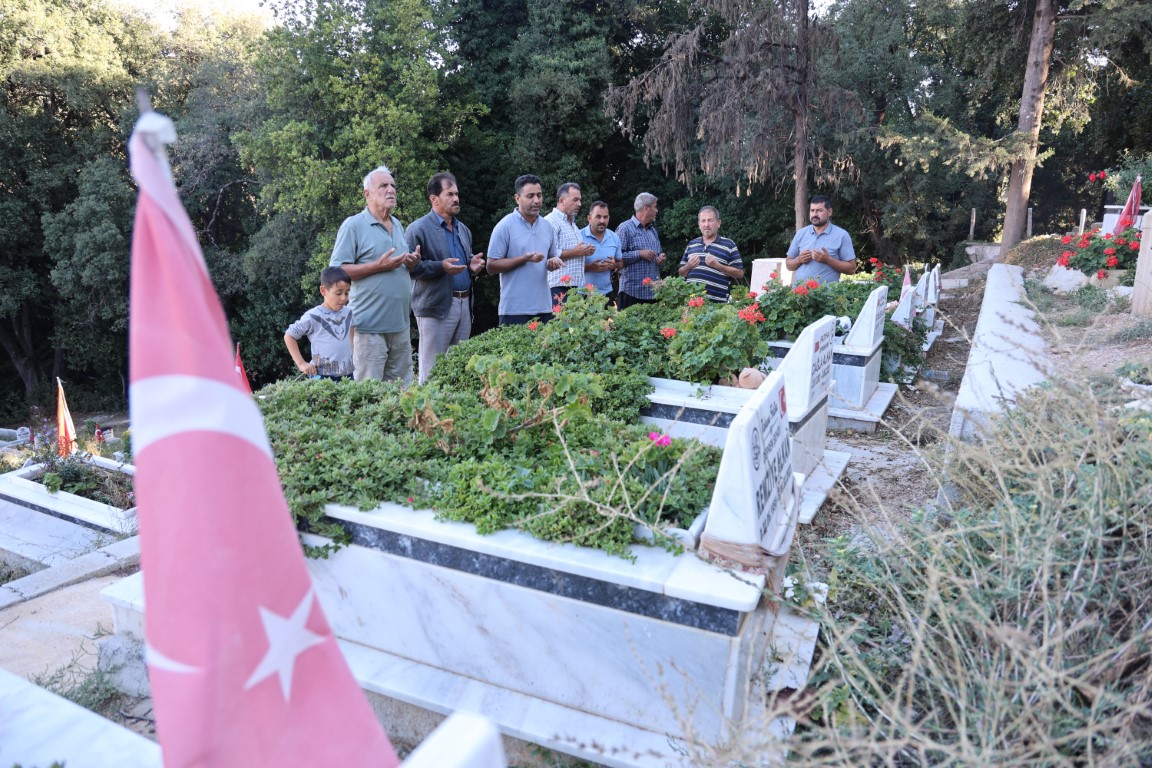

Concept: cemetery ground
[[4, 247, 1152, 765]]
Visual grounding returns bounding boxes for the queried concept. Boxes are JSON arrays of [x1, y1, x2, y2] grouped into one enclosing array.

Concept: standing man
[[581, 200, 621, 306], [616, 192, 666, 309], [330, 165, 420, 383], [487, 174, 563, 325], [545, 182, 595, 304], [407, 172, 486, 383], [785, 194, 857, 285], [678, 206, 745, 302]]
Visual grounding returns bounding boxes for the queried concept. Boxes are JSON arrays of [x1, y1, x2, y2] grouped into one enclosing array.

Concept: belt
[[452, 290, 471, 298]]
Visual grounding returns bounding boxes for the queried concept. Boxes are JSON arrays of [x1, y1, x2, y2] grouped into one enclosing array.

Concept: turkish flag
[[235, 343, 253, 394], [128, 110, 398, 766], [1114, 175, 1143, 236], [56, 378, 77, 457]]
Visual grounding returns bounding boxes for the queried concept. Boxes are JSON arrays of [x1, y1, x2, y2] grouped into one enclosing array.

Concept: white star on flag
[[245, 589, 326, 701]]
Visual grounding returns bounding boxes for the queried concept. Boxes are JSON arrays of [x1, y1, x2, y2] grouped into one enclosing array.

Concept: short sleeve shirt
[[787, 223, 856, 285], [488, 210, 558, 315], [680, 236, 742, 302], [329, 209, 412, 333], [285, 304, 354, 377], [581, 226, 621, 295], [545, 207, 586, 289]]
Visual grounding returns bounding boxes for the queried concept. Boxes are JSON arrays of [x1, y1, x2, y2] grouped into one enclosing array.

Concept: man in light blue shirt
[[330, 165, 421, 383], [486, 174, 563, 325], [785, 195, 857, 285], [580, 200, 621, 305]]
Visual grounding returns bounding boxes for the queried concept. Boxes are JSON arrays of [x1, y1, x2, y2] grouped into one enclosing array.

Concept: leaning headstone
[[699, 369, 798, 576], [842, 285, 888, 352], [891, 284, 916, 329]]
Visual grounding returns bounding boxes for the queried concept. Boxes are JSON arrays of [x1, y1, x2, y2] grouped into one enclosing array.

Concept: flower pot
[[1089, 269, 1127, 289]]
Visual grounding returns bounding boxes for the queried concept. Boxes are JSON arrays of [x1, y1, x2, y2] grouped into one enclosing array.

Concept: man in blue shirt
[[785, 195, 857, 285], [616, 192, 666, 308], [487, 174, 563, 325], [580, 200, 621, 305], [407, 172, 487, 383]]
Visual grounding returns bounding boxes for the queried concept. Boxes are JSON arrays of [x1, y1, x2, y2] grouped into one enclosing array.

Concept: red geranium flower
[[688, 296, 705, 308], [769, 272, 779, 280], [1104, 247, 1116, 255], [1131, 242, 1141, 251], [1062, 234, 1073, 245], [528, 320, 539, 330], [748, 291, 758, 298], [793, 285, 809, 296], [642, 276, 653, 285], [1100, 171, 1107, 179], [1097, 269, 1108, 280], [806, 278, 820, 289], [660, 326, 676, 338], [1057, 253, 1071, 267], [1106, 256, 1119, 267], [560, 274, 573, 284], [1090, 172, 1097, 181]]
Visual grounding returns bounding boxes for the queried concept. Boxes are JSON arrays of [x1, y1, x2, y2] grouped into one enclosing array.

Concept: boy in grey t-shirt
[[284, 267, 355, 379]]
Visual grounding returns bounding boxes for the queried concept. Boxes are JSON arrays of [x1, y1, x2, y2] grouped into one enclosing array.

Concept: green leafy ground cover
[[262, 276, 928, 556]]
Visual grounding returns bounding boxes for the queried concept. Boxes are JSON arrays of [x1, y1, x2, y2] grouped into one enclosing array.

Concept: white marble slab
[[101, 569, 147, 639], [304, 535, 767, 740], [0, 459, 136, 535], [827, 382, 899, 433], [323, 502, 763, 609], [402, 712, 507, 768], [0, 498, 106, 568], [0, 667, 161, 768], [797, 449, 851, 525]]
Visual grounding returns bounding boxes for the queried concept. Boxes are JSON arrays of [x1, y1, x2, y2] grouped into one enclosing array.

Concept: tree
[[607, 0, 854, 231], [1000, 0, 1058, 256]]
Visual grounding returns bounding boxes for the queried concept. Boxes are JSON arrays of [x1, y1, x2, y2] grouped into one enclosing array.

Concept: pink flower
[[1090, 172, 1097, 182], [688, 296, 705, 307], [748, 291, 758, 298], [586, 283, 595, 292], [1100, 171, 1107, 179], [648, 432, 671, 447], [769, 272, 779, 280], [408, 496, 414, 503], [660, 326, 676, 339], [560, 274, 573, 284], [642, 276, 653, 285]]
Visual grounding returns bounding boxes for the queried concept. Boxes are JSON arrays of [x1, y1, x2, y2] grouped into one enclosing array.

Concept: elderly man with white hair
[[330, 165, 421, 383]]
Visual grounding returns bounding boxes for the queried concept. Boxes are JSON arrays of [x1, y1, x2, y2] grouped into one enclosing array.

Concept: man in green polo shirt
[[330, 165, 421, 383]]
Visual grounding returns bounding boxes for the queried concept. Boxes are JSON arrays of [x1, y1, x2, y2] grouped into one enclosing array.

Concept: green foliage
[[258, 371, 720, 558], [1059, 227, 1142, 277]]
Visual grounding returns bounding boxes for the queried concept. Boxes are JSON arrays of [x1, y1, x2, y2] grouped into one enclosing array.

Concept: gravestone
[[699, 369, 798, 575], [750, 257, 793, 289]]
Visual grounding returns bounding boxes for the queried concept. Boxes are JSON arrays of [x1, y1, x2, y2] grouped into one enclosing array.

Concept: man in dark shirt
[[407, 172, 486, 383]]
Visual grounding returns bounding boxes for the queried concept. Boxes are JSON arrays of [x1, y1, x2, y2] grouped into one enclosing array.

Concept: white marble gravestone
[[750, 257, 792, 288], [699, 368, 799, 571]]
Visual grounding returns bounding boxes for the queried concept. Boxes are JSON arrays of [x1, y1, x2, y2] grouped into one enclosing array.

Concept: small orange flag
[[56, 378, 77, 457], [234, 343, 253, 394]]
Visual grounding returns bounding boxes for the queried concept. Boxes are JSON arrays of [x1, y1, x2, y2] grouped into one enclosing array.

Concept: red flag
[[128, 110, 398, 766], [1114, 175, 1143, 236], [234, 342, 253, 394], [56, 378, 77, 458], [900, 265, 912, 301]]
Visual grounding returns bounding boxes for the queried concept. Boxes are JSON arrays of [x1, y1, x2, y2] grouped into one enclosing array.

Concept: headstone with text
[[699, 370, 798, 571], [842, 285, 888, 351]]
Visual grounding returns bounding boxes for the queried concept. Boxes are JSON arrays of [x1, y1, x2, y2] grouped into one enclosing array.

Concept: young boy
[[284, 267, 355, 380]]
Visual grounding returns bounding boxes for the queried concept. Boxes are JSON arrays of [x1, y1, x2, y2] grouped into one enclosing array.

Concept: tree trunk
[[1000, 0, 1057, 258], [793, 0, 811, 231], [0, 306, 41, 395]]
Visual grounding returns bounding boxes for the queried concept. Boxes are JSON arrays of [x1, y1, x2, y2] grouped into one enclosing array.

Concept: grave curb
[[0, 535, 140, 611]]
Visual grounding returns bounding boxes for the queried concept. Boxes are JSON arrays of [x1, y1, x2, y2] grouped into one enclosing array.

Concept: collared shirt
[[329, 208, 411, 334], [432, 211, 472, 293], [681, 236, 743, 302], [580, 226, 621, 295], [488, 209, 559, 315], [545, 207, 585, 289], [787, 222, 856, 285], [616, 215, 662, 300]]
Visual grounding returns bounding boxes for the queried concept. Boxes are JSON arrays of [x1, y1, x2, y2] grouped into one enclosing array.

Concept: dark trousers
[[499, 313, 552, 326], [618, 292, 655, 310], [550, 286, 571, 305]]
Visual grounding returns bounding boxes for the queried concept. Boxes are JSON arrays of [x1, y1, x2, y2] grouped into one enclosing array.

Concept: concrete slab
[[797, 450, 851, 525], [0, 497, 107, 572], [826, 382, 899, 434], [0, 573, 122, 682]]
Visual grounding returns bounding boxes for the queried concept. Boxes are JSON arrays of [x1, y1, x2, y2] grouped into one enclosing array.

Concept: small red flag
[[1114, 175, 1143, 236], [56, 378, 77, 458], [128, 109, 398, 766], [235, 342, 253, 394]]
